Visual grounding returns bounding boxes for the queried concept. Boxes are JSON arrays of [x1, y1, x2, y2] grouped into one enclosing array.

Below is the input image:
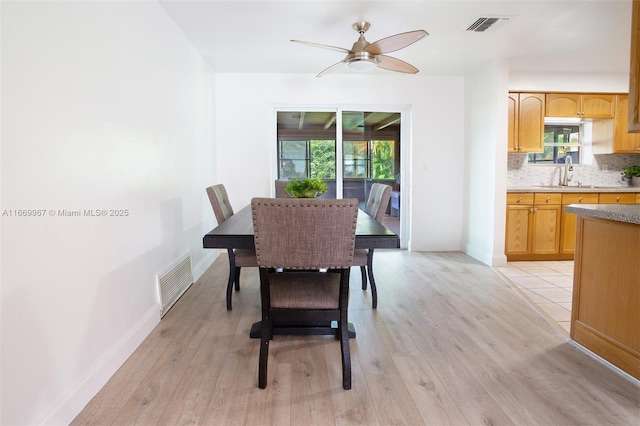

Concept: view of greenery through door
[[276, 110, 401, 201]]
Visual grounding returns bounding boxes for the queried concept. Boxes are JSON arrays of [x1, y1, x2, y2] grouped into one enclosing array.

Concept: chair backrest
[[206, 184, 235, 224], [364, 183, 392, 222], [251, 198, 359, 269], [274, 180, 291, 198]]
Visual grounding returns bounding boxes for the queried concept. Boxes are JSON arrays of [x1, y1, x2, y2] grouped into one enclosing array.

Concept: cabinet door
[[581, 94, 615, 118], [546, 93, 580, 117], [505, 205, 532, 256], [614, 95, 640, 153], [518, 93, 545, 152], [560, 193, 599, 254], [508, 93, 519, 153], [531, 205, 561, 255]]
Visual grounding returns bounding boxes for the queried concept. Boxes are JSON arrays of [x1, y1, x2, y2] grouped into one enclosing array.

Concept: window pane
[[372, 140, 395, 179], [280, 140, 306, 159], [309, 140, 336, 179], [279, 140, 307, 178], [528, 123, 581, 164], [343, 141, 368, 178]]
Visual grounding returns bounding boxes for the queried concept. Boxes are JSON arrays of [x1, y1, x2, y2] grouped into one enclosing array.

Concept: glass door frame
[[271, 104, 410, 249]]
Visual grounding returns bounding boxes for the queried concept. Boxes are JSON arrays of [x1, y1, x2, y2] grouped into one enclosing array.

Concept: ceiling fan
[[291, 21, 428, 77]]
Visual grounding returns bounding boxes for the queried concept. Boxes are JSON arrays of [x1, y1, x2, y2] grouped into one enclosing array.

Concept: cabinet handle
[[636, 147, 640, 152], [579, 197, 583, 202], [616, 196, 621, 202], [518, 197, 523, 202], [546, 197, 551, 202], [530, 207, 534, 212]]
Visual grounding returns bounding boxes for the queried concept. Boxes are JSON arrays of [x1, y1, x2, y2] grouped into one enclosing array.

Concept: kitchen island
[[565, 204, 639, 380]]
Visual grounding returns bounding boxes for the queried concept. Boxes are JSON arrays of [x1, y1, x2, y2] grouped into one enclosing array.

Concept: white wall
[[0, 2, 215, 424], [462, 60, 509, 266], [214, 73, 465, 251], [509, 71, 629, 92]]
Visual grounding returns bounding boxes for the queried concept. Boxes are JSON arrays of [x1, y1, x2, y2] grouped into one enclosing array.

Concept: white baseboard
[[193, 250, 217, 281], [35, 306, 160, 426]]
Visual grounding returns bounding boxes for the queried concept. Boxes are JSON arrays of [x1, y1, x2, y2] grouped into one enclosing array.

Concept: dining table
[[202, 204, 400, 338]]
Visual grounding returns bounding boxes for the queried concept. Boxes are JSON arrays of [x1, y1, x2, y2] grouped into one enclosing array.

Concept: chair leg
[[259, 319, 272, 389], [360, 266, 367, 290], [234, 267, 241, 291], [367, 249, 378, 309]]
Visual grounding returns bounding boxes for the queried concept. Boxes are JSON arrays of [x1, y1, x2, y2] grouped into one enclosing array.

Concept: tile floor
[[496, 261, 574, 334]]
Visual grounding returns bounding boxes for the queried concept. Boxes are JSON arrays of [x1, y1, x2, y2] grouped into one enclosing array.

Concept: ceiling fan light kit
[[291, 21, 428, 77], [344, 52, 379, 71]]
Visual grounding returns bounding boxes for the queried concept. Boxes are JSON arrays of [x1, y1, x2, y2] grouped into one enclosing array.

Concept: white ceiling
[[159, 0, 634, 77]]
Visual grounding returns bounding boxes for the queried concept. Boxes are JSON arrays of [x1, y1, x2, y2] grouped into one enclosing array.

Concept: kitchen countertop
[[508, 185, 640, 193], [564, 204, 640, 225]]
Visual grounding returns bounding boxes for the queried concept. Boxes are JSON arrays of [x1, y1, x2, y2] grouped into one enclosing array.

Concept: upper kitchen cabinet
[[593, 94, 640, 153], [508, 92, 545, 153], [546, 93, 616, 118], [613, 94, 640, 152], [630, 0, 640, 132]]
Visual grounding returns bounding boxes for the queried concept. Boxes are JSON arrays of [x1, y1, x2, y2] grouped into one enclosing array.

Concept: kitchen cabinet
[[570, 206, 639, 380], [630, 0, 639, 132], [599, 193, 637, 204], [613, 95, 640, 153], [507, 190, 639, 260], [592, 94, 640, 153], [506, 192, 562, 260], [546, 93, 616, 118], [560, 193, 599, 255], [508, 93, 545, 153]]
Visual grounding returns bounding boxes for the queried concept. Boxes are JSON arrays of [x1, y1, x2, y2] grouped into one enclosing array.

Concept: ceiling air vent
[[466, 17, 509, 32]]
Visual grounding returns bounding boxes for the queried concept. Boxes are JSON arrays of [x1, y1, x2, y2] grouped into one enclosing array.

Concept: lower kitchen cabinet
[[506, 193, 562, 260], [598, 193, 637, 204], [507, 190, 640, 260], [560, 193, 599, 255]]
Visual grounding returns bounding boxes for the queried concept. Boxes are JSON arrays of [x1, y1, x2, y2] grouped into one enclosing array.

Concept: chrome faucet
[[561, 155, 573, 186]]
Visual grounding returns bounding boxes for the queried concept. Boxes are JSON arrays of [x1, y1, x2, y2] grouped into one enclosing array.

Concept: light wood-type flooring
[[72, 251, 639, 425]]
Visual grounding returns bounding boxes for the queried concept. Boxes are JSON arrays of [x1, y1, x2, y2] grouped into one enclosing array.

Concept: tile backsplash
[[507, 154, 639, 187]]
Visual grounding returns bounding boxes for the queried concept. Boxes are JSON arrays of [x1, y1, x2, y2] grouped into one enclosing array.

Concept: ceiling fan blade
[[365, 30, 428, 55], [316, 61, 345, 78], [376, 55, 420, 74], [291, 39, 351, 54]]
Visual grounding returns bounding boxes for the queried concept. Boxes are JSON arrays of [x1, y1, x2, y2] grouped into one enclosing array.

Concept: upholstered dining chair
[[251, 197, 359, 390], [274, 179, 291, 198], [206, 184, 258, 310], [353, 182, 392, 309]]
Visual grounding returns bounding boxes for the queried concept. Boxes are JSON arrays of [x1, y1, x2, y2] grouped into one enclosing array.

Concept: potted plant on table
[[284, 178, 328, 198], [621, 165, 640, 187]]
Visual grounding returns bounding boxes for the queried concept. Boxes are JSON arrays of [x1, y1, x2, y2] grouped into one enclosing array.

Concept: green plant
[[284, 178, 328, 198], [621, 165, 640, 178]]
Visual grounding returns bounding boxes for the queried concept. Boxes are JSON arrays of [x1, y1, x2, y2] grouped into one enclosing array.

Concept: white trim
[[34, 307, 160, 426]]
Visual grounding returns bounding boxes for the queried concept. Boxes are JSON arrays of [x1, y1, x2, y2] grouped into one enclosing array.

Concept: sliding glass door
[[275, 107, 404, 243]]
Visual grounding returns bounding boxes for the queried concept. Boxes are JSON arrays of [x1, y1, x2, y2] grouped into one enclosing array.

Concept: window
[[527, 122, 582, 165], [342, 140, 395, 179], [278, 140, 336, 179]]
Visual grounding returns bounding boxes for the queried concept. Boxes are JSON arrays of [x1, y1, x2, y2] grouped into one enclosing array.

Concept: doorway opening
[[275, 108, 404, 242]]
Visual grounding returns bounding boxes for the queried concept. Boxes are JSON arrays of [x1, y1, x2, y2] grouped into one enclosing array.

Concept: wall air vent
[[156, 251, 193, 317], [466, 17, 510, 32]]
